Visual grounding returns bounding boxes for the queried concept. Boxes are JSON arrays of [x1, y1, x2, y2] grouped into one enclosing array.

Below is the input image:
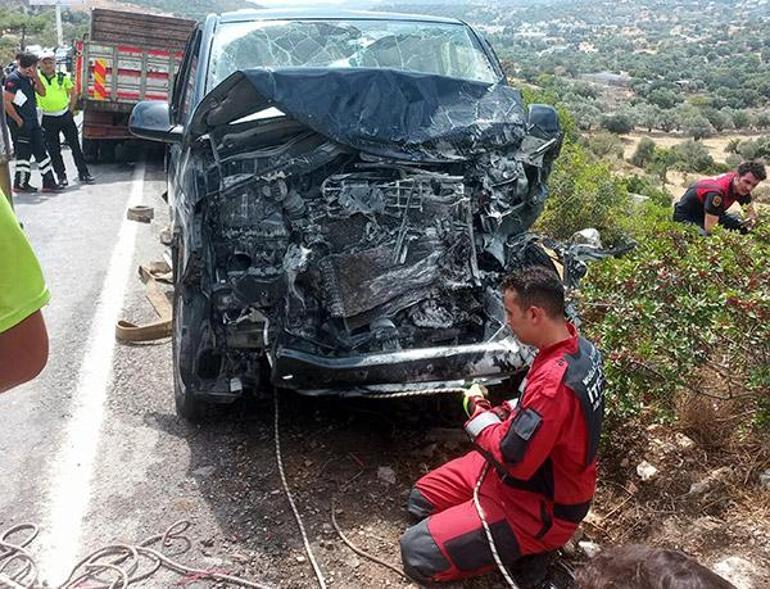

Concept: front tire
[[171, 239, 211, 422]]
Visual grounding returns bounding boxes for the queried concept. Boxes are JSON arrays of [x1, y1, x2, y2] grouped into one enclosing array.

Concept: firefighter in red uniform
[[400, 266, 604, 587], [673, 161, 765, 235]]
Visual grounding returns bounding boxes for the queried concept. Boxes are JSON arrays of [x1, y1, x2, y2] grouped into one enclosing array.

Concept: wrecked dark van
[[129, 10, 565, 420]]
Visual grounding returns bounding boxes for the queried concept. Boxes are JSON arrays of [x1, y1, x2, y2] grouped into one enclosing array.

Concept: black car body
[[130, 10, 566, 418]]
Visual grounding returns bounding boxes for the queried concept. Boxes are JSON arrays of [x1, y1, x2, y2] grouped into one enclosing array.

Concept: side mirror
[[129, 101, 183, 144]]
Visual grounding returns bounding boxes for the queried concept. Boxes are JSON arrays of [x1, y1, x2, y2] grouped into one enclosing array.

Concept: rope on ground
[[473, 462, 520, 589], [0, 524, 39, 589], [0, 520, 274, 588], [274, 391, 327, 589], [330, 495, 409, 581]]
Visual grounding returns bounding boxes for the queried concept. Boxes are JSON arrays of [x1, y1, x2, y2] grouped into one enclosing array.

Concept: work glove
[[490, 398, 520, 421], [463, 383, 491, 417]]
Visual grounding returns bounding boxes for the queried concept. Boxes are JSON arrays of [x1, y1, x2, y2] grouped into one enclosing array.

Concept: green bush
[[630, 137, 656, 168], [621, 174, 672, 208], [586, 132, 625, 159], [580, 205, 770, 431], [672, 139, 715, 173], [536, 142, 631, 245], [600, 113, 634, 134]]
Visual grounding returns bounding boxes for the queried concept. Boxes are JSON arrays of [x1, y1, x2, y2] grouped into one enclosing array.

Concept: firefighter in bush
[[673, 161, 765, 235]]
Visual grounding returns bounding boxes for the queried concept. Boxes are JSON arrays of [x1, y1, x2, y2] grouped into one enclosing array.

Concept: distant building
[[579, 71, 631, 87]]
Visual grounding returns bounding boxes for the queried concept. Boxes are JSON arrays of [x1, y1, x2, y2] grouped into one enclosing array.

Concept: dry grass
[[676, 393, 737, 449], [620, 131, 766, 164], [584, 374, 770, 580]]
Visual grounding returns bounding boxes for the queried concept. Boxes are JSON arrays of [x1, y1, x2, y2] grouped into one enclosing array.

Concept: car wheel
[[171, 239, 211, 422]]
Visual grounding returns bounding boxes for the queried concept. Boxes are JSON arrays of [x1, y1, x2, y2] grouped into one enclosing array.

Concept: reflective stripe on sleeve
[[464, 411, 501, 440]]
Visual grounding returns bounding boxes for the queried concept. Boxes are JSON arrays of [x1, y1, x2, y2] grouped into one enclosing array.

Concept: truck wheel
[[171, 240, 212, 422], [99, 140, 116, 163], [82, 138, 98, 163]]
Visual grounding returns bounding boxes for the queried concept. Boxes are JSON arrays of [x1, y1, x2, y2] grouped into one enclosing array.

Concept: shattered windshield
[[207, 19, 499, 90]]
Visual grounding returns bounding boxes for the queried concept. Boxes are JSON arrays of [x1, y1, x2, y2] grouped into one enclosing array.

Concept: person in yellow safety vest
[[36, 50, 94, 187], [0, 189, 50, 393]]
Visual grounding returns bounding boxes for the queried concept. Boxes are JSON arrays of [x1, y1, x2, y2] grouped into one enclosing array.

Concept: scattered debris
[[571, 228, 602, 248], [126, 204, 155, 223], [674, 432, 696, 450], [160, 225, 173, 245], [688, 467, 732, 497], [636, 460, 658, 481], [759, 469, 770, 491], [193, 465, 216, 478], [578, 540, 602, 559], [377, 467, 397, 486], [712, 556, 760, 589]]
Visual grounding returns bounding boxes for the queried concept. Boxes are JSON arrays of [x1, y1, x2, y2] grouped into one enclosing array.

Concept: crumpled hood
[[190, 67, 527, 162]]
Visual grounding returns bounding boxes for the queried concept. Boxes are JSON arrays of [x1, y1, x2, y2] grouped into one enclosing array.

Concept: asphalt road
[[0, 147, 460, 589]]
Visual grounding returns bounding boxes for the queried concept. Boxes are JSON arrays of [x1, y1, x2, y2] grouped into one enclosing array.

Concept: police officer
[[2, 52, 61, 193], [37, 51, 94, 187], [673, 161, 766, 235], [400, 266, 604, 587]]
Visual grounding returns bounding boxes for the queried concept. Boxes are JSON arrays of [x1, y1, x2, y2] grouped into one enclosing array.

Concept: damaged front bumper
[[272, 337, 533, 393]]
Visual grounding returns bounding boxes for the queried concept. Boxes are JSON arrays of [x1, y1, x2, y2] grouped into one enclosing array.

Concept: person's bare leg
[[0, 311, 49, 393]]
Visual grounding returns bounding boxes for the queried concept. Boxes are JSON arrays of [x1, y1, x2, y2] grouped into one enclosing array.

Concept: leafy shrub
[[536, 142, 631, 245], [735, 136, 770, 161], [672, 139, 715, 173], [579, 205, 770, 432], [621, 174, 672, 208], [600, 113, 634, 134], [630, 137, 656, 168], [648, 146, 678, 183], [586, 132, 624, 159]]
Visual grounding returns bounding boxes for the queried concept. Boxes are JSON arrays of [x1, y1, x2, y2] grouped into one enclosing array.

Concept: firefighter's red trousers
[[399, 451, 574, 583]]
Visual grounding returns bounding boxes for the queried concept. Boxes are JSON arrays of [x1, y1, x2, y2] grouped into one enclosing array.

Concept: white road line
[[39, 161, 146, 585]]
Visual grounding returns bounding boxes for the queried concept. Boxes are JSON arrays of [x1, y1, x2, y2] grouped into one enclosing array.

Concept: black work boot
[[58, 174, 69, 188], [79, 172, 96, 184], [512, 554, 576, 589], [511, 552, 556, 589], [14, 172, 37, 193], [42, 173, 64, 193], [14, 182, 38, 193]]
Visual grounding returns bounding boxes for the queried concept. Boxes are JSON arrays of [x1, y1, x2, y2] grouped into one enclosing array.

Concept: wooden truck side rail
[[74, 9, 195, 156]]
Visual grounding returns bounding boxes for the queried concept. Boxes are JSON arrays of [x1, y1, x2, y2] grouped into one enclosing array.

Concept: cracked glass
[[208, 19, 498, 90]]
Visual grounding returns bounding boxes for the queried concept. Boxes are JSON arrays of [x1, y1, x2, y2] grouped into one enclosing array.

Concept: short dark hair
[[16, 52, 38, 68], [737, 160, 766, 182], [501, 265, 565, 318]]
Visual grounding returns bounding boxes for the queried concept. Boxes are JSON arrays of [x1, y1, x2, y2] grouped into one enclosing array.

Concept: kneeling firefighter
[[400, 265, 605, 588]]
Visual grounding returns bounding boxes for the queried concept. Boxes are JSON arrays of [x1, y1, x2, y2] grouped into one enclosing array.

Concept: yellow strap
[[541, 245, 565, 281]]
